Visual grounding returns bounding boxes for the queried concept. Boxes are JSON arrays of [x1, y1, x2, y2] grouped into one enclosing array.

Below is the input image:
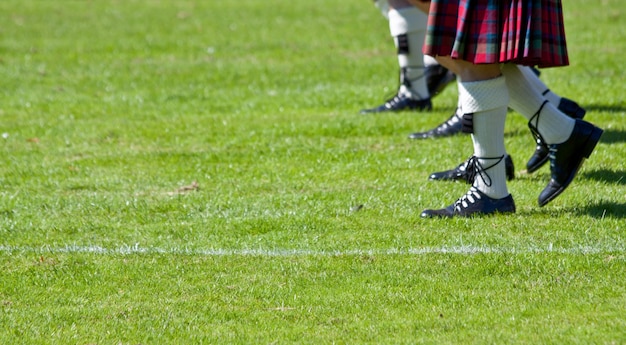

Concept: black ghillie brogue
[[361, 67, 433, 114], [408, 111, 462, 139], [526, 98, 587, 173], [428, 155, 515, 183], [420, 187, 516, 218], [421, 156, 516, 218], [538, 119, 603, 207], [360, 93, 432, 114], [425, 64, 456, 97]]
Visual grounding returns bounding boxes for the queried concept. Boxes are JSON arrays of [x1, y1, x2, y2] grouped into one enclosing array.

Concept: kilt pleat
[[424, 0, 569, 67]]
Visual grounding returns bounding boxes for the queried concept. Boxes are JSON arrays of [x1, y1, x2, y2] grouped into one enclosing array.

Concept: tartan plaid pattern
[[424, 0, 569, 67]]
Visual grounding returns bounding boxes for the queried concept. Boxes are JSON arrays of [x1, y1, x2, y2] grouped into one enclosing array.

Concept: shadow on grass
[[583, 104, 626, 114], [597, 129, 626, 145], [584, 102, 626, 144], [577, 201, 626, 219], [581, 169, 626, 185], [522, 201, 626, 219]]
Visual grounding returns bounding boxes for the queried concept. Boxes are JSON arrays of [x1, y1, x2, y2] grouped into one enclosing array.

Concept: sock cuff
[[388, 7, 428, 36], [459, 76, 509, 113], [423, 55, 438, 67]]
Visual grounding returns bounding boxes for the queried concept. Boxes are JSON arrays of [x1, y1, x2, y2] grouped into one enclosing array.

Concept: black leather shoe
[[525, 138, 550, 174], [558, 97, 587, 120], [421, 187, 516, 218], [360, 93, 432, 114], [408, 111, 462, 139], [425, 65, 456, 97], [538, 119, 603, 207], [429, 155, 515, 183], [526, 98, 587, 173]]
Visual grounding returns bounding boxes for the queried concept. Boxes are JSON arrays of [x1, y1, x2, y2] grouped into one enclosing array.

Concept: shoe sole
[[538, 126, 604, 207]]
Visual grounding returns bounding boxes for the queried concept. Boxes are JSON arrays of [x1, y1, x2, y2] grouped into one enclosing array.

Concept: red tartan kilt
[[423, 0, 569, 67]]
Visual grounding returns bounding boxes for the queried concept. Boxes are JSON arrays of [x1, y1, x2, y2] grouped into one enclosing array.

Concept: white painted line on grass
[[1, 244, 624, 256]]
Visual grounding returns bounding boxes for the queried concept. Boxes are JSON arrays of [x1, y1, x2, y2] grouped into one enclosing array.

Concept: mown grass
[[1, 0, 625, 344]]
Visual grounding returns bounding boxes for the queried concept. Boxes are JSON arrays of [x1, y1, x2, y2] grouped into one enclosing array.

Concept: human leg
[[422, 64, 587, 180], [362, 0, 432, 113], [501, 63, 603, 206], [516, 66, 587, 173], [423, 61, 603, 210], [407, 80, 462, 139], [421, 60, 515, 217], [419, 0, 602, 213]]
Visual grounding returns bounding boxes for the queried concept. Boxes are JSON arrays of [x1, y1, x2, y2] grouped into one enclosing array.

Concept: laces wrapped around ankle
[[463, 155, 505, 186], [383, 66, 428, 101], [528, 100, 549, 147]]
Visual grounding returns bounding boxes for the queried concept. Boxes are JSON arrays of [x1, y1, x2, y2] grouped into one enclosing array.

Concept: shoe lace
[[384, 94, 404, 107], [453, 186, 483, 212], [384, 66, 428, 102], [441, 110, 460, 128], [451, 158, 469, 176], [463, 155, 506, 186], [528, 100, 549, 148]]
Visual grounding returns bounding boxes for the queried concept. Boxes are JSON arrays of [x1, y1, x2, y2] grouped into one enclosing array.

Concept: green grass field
[[1, 0, 625, 343]]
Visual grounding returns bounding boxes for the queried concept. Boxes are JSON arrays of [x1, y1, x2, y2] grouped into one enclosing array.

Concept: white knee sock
[[502, 64, 575, 144], [518, 66, 562, 105], [388, 8, 429, 100], [424, 55, 439, 67], [454, 79, 463, 120], [459, 76, 510, 199]]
